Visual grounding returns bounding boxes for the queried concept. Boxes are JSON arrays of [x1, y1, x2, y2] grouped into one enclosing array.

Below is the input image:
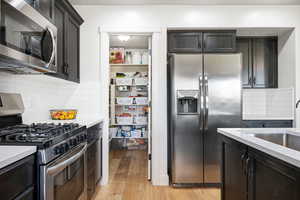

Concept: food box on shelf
[[134, 77, 148, 86], [115, 78, 133, 86], [110, 48, 124, 64], [116, 97, 133, 105], [135, 116, 148, 125], [134, 97, 148, 105], [116, 116, 133, 125]]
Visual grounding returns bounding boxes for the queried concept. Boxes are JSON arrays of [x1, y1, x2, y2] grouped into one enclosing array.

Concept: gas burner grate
[[0, 123, 80, 145]]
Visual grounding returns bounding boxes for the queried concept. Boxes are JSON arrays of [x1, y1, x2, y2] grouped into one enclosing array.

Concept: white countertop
[[218, 128, 300, 168], [0, 146, 36, 169], [29, 116, 104, 128]]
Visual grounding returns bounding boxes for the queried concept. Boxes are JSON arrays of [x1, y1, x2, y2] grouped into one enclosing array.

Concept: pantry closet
[[108, 34, 152, 180]]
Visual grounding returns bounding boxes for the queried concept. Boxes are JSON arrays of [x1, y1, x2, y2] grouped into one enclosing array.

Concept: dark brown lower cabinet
[[222, 136, 300, 200], [0, 155, 36, 200], [222, 137, 247, 200]]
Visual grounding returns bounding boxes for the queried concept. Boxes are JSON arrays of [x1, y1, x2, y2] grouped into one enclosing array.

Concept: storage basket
[[134, 97, 148, 105], [116, 78, 133, 86], [135, 116, 148, 125], [116, 116, 133, 125], [134, 77, 148, 86], [116, 97, 133, 105]]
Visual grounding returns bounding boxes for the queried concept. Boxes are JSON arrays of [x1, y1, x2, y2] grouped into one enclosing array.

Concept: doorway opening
[[108, 33, 152, 183]]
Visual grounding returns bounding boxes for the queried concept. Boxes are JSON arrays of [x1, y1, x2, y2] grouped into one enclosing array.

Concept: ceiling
[[70, 0, 300, 5], [110, 35, 149, 49]]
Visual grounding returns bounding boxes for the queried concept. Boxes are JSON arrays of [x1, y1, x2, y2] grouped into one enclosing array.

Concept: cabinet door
[[222, 136, 247, 200], [36, 0, 55, 21], [252, 38, 278, 88], [168, 32, 202, 53], [237, 38, 253, 88], [248, 150, 300, 200], [54, 1, 68, 79], [0, 155, 36, 200], [24, 0, 54, 21], [203, 32, 236, 53], [66, 16, 80, 83]]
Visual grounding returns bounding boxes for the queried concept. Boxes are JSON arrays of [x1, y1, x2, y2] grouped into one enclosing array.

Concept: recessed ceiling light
[[118, 35, 131, 42]]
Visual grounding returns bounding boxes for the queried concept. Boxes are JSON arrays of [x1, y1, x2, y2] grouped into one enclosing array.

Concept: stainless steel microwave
[[0, 0, 57, 74]]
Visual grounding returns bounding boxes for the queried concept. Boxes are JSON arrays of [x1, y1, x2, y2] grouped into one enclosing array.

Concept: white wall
[[73, 5, 300, 185], [278, 30, 296, 88], [0, 69, 102, 123]]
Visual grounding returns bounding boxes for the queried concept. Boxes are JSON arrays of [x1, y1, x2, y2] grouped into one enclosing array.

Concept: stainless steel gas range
[[0, 93, 87, 200]]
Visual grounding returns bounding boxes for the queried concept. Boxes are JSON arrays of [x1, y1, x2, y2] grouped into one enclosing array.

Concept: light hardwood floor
[[93, 150, 221, 200]]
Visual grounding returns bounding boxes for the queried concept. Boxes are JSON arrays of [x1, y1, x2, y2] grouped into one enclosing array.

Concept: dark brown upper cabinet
[[54, 0, 84, 83], [168, 32, 203, 53], [25, 0, 55, 22], [203, 31, 236, 53], [168, 30, 236, 53], [237, 37, 278, 88]]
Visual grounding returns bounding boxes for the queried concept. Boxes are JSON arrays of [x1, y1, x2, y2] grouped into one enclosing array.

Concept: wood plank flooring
[[93, 150, 220, 200]]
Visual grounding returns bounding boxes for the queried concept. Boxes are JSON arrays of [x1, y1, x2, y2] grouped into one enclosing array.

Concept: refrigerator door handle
[[199, 74, 203, 112], [204, 75, 209, 130], [199, 74, 204, 130]]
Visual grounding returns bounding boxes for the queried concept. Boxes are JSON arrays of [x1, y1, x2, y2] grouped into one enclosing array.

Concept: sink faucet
[[297, 100, 300, 109]]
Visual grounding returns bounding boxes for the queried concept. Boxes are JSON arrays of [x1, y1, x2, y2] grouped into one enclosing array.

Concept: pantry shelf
[[112, 136, 148, 139], [110, 64, 148, 67], [115, 104, 148, 106], [111, 123, 148, 126]]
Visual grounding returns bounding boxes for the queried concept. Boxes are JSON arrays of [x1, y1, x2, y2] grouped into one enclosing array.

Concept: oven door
[[0, 0, 57, 73], [40, 143, 87, 200]]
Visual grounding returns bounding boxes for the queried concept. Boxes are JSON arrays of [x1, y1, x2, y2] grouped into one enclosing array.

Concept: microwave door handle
[[47, 143, 87, 175], [45, 27, 56, 69]]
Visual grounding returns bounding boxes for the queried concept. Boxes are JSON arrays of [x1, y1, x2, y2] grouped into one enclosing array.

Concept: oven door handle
[[47, 143, 87, 175], [45, 27, 56, 69]]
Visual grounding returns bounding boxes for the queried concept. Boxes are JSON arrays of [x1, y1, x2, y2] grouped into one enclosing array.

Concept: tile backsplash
[[243, 88, 295, 120], [0, 72, 102, 123]]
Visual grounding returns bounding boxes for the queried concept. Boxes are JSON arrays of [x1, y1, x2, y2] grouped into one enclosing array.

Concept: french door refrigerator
[[168, 53, 242, 186]]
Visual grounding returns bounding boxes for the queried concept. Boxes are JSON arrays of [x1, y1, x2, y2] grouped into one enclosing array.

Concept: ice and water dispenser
[[176, 90, 200, 115]]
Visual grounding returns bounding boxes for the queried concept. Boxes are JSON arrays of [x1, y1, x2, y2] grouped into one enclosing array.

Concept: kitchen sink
[[254, 133, 300, 152]]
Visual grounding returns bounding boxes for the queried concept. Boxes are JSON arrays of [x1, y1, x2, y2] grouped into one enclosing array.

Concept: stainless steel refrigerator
[[168, 53, 242, 186]]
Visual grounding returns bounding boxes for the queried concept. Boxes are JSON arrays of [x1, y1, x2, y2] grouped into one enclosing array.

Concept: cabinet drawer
[[0, 155, 35, 200], [15, 186, 35, 200], [242, 120, 293, 128]]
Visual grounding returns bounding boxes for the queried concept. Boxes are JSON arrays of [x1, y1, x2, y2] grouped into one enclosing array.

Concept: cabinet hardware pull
[[253, 77, 256, 85], [245, 157, 250, 175], [296, 100, 300, 109], [64, 64, 69, 76], [241, 153, 247, 175]]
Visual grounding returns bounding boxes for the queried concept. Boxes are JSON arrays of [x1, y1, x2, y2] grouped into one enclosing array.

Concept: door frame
[[99, 27, 169, 186]]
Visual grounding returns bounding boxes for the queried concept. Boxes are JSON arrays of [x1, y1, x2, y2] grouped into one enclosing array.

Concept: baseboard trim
[[152, 174, 169, 186]]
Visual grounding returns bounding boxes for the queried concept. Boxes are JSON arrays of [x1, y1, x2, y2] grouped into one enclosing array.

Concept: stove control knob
[[56, 144, 65, 154], [54, 147, 60, 155], [63, 143, 70, 151], [81, 135, 86, 142], [74, 138, 78, 145], [70, 138, 76, 146]]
